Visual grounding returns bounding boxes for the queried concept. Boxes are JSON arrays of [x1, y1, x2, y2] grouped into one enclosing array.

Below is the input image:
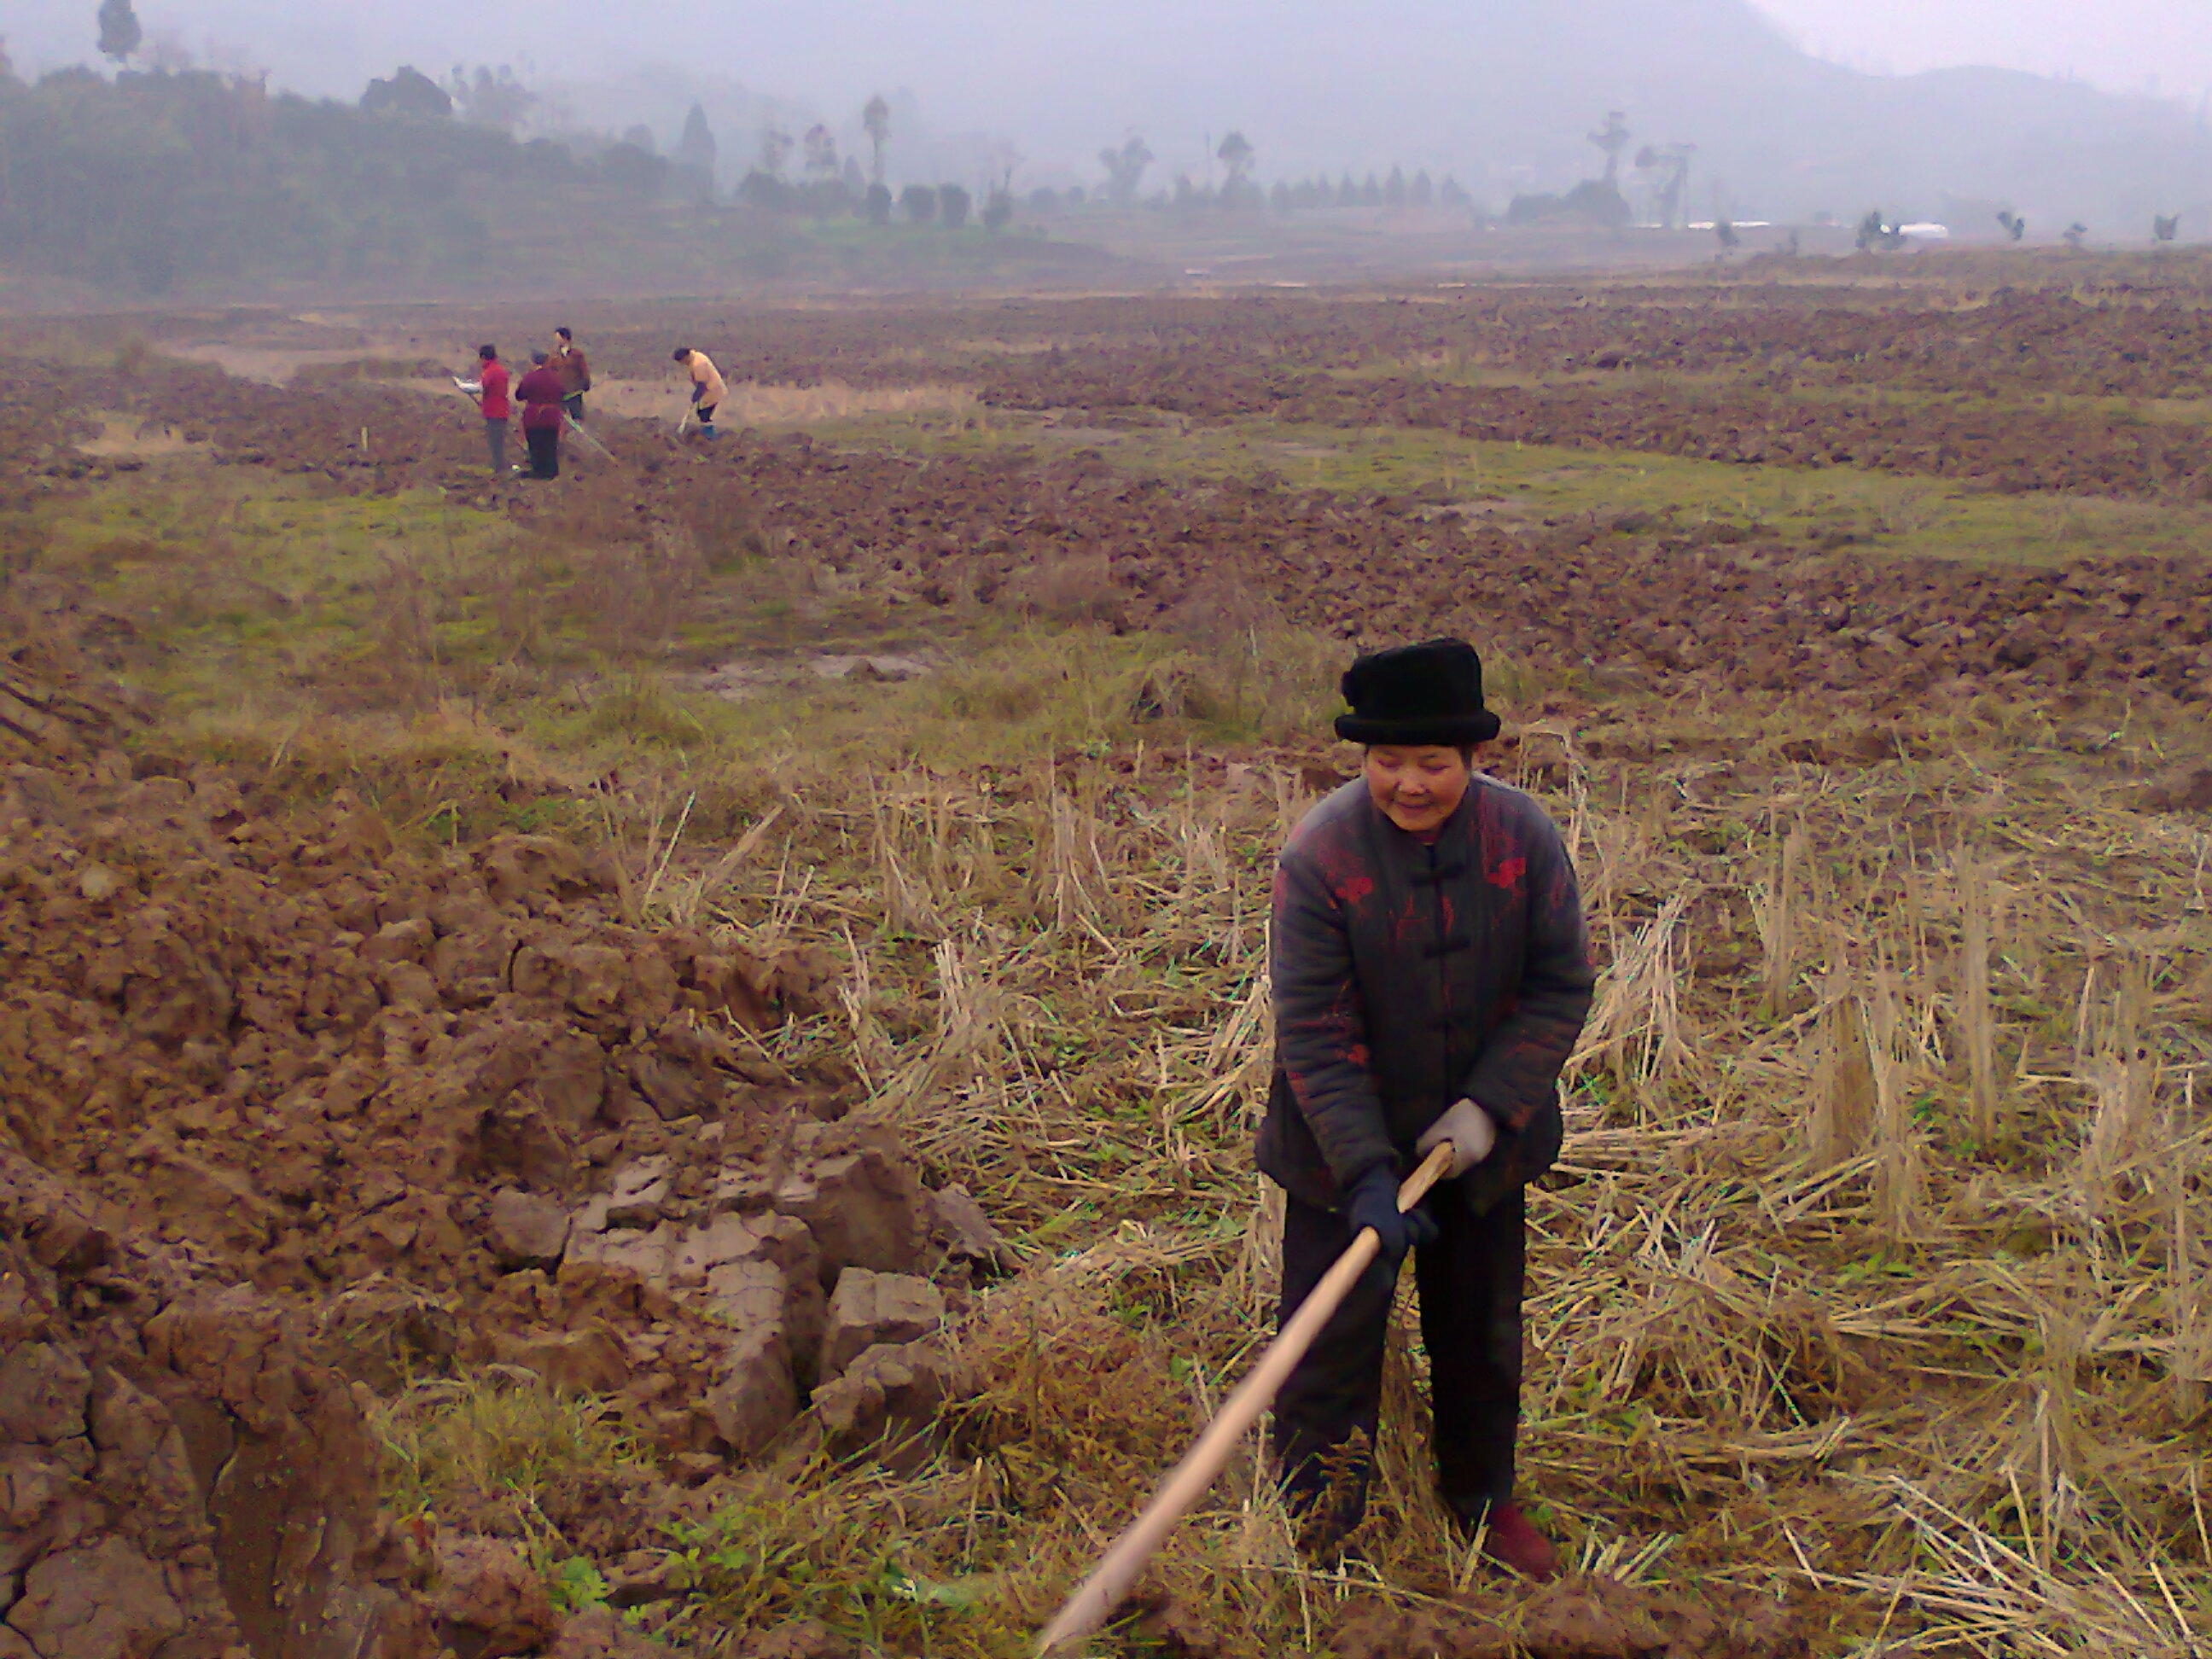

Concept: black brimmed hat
[[1333, 637, 1502, 747]]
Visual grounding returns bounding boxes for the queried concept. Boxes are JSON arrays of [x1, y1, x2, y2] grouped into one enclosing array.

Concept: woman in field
[[1262, 637, 1593, 1579], [456, 344, 510, 475], [673, 346, 726, 437], [513, 352, 568, 479]]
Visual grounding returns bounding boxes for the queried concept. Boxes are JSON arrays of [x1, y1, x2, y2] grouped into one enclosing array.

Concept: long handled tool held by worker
[[563, 412, 618, 464], [1034, 1142, 1456, 1656]]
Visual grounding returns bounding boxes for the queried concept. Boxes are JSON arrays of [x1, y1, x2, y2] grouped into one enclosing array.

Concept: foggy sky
[[6, 0, 2208, 220], [10, 0, 2209, 113], [1755, 1, 2212, 95]]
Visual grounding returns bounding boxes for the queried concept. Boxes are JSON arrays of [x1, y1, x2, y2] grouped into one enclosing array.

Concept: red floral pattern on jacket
[[1259, 776, 1594, 1214]]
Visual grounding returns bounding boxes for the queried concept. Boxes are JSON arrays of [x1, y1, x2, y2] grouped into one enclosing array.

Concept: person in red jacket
[[456, 344, 512, 475], [513, 352, 568, 480], [1263, 637, 1594, 1577]]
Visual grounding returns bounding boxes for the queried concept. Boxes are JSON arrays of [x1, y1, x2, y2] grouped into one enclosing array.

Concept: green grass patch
[[806, 407, 2212, 566]]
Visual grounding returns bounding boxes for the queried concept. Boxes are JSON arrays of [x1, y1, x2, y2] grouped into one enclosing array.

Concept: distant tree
[[1384, 165, 1407, 207], [0, 38, 17, 81], [600, 143, 667, 197], [1098, 135, 1153, 206], [96, 0, 142, 66], [802, 124, 838, 182], [983, 187, 1014, 231], [736, 169, 793, 212], [865, 181, 893, 224], [1440, 176, 1470, 210], [2063, 222, 2088, 249], [1359, 172, 1382, 207], [1337, 174, 1359, 207], [1996, 208, 2026, 242], [2155, 213, 2180, 242], [862, 93, 891, 185], [989, 142, 1022, 203], [361, 65, 451, 119], [1028, 185, 1059, 213], [841, 155, 865, 198], [1636, 143, 1696, 229], [940, 183, 971, 229], [1412, 168, 1435, 207], [1068, 184, 1086, 206], [450, 64, 535, 130], [1217, 130, 1254, 188], [901, 183, 937, 224], [676, 103, 717, 173], [1270, 179, 1291, 213], [1854, 209, 1905, 253], [760, 125, 792, 179], [1589, 109, 1631, 180], [621, 124, 655, 153]]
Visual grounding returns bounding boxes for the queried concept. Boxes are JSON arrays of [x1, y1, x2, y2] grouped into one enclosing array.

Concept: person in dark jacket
[[551, 326, 591, 423], [1260, 637, 1594, 1578], [513, 352, 568, 479]]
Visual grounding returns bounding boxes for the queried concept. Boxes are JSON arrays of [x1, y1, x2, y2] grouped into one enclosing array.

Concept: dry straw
[[460, 720, 2212, 1656]]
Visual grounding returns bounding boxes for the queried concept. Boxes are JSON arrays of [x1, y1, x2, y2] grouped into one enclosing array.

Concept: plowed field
[[4, 261, 2211, 1659]]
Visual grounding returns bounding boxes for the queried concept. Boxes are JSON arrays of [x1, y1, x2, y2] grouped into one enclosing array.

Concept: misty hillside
[[923, 0, 2209, 226], [11, 0, 2197, 226], [0, 67, 1121, 303], [3, 0, 2207, 304]]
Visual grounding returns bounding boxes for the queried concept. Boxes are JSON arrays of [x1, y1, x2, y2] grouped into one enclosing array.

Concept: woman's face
[[1363, 744, 1471, 835]]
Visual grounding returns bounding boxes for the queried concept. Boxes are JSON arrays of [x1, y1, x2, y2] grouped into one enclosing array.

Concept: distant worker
[[551, 326, 592, 423], [673, 346, 725, 438], [1263, 638, 1594, 1579], [456, 344, 511, 475], [514, 352, 568, 479]]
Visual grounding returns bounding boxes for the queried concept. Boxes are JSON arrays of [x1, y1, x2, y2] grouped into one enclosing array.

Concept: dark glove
[[690, 384, 704, 403], [1344, 1163, 1439, 1266]]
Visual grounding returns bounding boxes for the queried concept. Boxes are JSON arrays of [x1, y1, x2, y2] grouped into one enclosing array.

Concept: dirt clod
[[820, 1269, 945, 1380], [432, 1534, 560, 1659]]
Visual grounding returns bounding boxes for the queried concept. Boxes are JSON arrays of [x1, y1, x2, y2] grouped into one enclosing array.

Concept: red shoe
[[1476, 1501, 1559, 1582]]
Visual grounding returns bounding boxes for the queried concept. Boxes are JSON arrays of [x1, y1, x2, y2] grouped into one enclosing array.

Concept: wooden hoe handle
[[1033, 1143, 1457, 1656]]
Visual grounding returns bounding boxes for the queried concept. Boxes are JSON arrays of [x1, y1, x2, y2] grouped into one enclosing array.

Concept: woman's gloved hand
[[1415, 1098, 1499, 1179], [1343, 1163, 1440, 1265]]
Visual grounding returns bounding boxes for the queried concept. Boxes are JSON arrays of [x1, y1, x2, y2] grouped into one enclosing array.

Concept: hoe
[[446, 378, 617, 465], [1034, 1143, 1454, 1655]]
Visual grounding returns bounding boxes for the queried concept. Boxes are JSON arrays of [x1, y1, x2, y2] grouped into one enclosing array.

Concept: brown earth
[[123, 285, 2212, 497], [0, 625, 1004, 1659], [6, 282, 2211, 1657], [17, 356, 2208, 723]]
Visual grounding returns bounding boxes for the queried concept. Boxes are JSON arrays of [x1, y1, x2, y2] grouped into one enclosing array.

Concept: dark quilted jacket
[[1259, 775, 1594, 1216]]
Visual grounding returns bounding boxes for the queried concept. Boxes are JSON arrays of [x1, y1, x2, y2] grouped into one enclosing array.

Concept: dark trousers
[[524, 424, 560, 479], [563, 393, 585, 423], [485, 418, 508, 474], [1274, 1185, 1526, 1534]]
